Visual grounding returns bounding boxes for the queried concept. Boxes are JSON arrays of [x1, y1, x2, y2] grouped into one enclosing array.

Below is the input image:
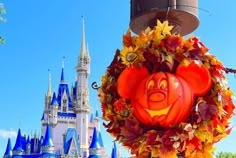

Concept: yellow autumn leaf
[[156, 20, 173, 35], [101, 74, 108, 84], [159, 150, 177, 158], [204, 62, 211, 69], [225, 88, 234, 96], [138, 142, 147, 154], [181, 58, 190, 66], [216, 124, 225, 133], [151, 147, 159, 157], [165, 53, 174, 63]]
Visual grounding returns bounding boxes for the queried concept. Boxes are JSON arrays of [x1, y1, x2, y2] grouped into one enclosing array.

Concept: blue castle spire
[[12, 129, 24, 156], [60, 57, 65, 82], [3, 138, 12, 158], [42, 124, 54, 147], [57, 61, 73, 108], [41, 123, 55, 158], [60, 67, 64, 82], [98, 132, 104, 148], [88, 127, 101, 158], [90, 113, 94, 122], [25, 135, 31, 155], [95, 110, 99, 118], [51, 92, 58, 105], [111, 142, 118, 158], [26, 135, 30, 144]]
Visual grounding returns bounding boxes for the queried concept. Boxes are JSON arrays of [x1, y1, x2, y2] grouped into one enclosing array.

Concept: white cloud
[[0, 129, 17, 139]]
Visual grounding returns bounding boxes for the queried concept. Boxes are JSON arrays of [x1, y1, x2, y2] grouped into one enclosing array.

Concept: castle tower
[[75, 17, 90, 155], [12, 129, 24, 156], [88, 128, 101, 158], [41, 70, 53, 134], [49, 92, 59, 126], [98, 131, 106, 157], [93, 109, 100, 130], [41, 123, 55, 158], [25, 136, 31, 155], [3, 138, 12, 158], [45, 70, 52, 112]]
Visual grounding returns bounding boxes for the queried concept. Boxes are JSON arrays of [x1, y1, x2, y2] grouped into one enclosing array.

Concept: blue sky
[[0, 0, 235, 157]]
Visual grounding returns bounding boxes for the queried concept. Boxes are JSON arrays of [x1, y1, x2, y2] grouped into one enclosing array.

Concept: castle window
[[62, 99, 67, 112], [63, 106, 67, 112], [63, 99, 67, 105]]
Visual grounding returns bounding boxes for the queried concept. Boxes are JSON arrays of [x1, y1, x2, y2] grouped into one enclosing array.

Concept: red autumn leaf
[[129, 142, 140, 154], [114, 98, 127, 113], [188, 136, 202, 150], [223, 96, 235, 118], [226, 127, 233, 135], [188, 49, 202, 58], [165, 35, 182, 51], [105, 121, 121, 135], [120, 118, 143, 141], [145, 130, 159, 145], [198, 102, 218, 121]]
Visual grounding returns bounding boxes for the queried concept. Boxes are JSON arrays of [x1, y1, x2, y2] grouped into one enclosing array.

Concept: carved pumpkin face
[[131, 72, 193, 127], [117, 61, 212, 127]]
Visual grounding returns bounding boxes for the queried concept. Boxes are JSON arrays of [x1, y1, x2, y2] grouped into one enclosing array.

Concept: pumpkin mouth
[[144, 95, 180, 117], [144, 105, 171, 117]]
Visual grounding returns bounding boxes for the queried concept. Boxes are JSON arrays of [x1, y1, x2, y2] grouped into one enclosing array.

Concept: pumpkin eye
[[159, 79, 167, 90], [147, 80, 155, 90]]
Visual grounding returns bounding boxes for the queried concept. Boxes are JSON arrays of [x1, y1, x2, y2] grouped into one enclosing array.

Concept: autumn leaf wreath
[[98, 21, 235, 158]]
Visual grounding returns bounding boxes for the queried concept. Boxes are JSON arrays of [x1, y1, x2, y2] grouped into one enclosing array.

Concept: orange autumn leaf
[[123, 29, 133, 47]]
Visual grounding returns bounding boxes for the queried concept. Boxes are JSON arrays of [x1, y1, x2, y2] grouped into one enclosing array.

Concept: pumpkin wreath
[[98, 21, 235, 158]]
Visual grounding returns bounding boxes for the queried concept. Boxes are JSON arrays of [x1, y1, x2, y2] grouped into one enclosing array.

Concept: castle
[[2, 18, 118, 158]]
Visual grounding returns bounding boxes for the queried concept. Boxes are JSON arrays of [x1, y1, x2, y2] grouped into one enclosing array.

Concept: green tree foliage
[[216, 152, 236, 158], [0, 2, 6, 44]]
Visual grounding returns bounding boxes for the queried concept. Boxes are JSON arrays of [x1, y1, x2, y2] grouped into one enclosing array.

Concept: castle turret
[[42, 71, 54, 135], [41, 123, 55, 158], [45, 70, 52, 111], [98, 132, 104, 148], [75, 16, 90, 155], [3, 138, 12, 158], [111, 142, 118, 158], [57, 65, 73, 111], [25, 136, 31, 155], [93, 109, 100, 131], [50, 92, 58, 126], [12, 129, 24, 156], [88, 128, 101, 158]]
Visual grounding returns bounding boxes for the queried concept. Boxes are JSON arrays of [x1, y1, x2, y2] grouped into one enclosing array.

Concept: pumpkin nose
[[149, 92, 165, 102]]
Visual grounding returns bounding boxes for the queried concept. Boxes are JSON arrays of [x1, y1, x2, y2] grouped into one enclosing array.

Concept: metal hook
[[91, 82, 100, 90]]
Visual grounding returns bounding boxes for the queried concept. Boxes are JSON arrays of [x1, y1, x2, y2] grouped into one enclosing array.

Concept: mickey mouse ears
[[176, 61, 212, 96], [117, 66, 149, 99]]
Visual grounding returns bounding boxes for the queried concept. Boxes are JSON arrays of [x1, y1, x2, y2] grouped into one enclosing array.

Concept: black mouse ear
[[117, 66, 149, 99], [176, 60, 212, 96]]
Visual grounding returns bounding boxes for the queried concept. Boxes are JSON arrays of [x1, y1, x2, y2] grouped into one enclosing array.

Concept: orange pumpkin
[[131, 72, 194, 127], [117, 61, 212, 127]]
